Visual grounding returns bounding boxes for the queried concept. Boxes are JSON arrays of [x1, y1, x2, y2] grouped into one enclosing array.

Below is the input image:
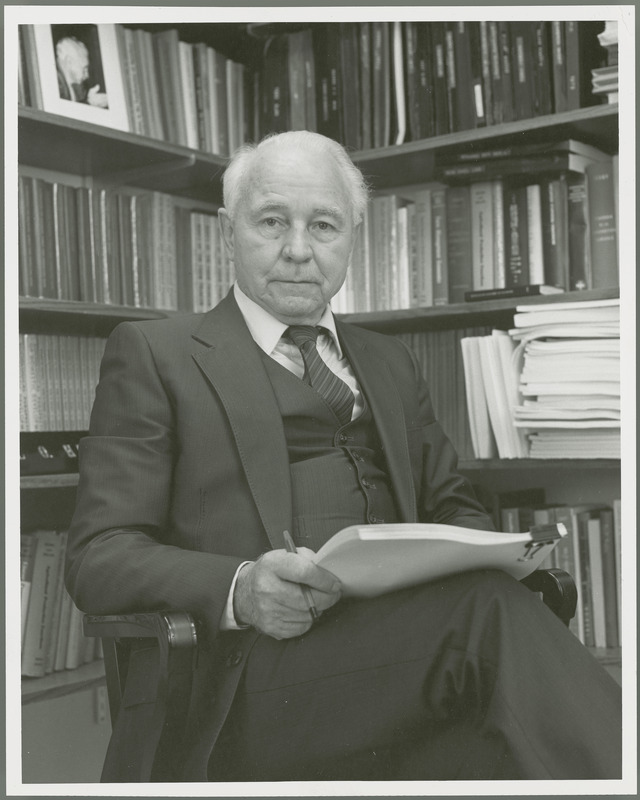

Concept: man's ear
[[218, 209, 235, 258]]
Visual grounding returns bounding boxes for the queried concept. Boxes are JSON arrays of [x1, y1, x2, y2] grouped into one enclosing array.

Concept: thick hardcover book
[[404, 22, 422, 141], [431, 186, 449, 305], [598, 507, 620, 648], [551, 21, 568, 113], [371, 21, 391, 148], [498, 21, 515, 123], [540, 175, 570, 289], [465, 284, 563, 302], [532, 21, 553, 117], [439, 138, 609, 166], [586, 159, 618, 290], [152, 29, 187, 147], [504, 184, 530, 287], [430, 21, 449, 136], [312, 522, 567, 598], [339, 23, 361, 149], [566, 171, 592, 291], [359, 22, 372, 149], [509, 21, 535, 120], [436, 151, 602, 182], [470, 181, 494, 291], [446, 185, 473, 303]]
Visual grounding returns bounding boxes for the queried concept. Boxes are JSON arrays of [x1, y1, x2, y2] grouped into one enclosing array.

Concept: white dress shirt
[[220, 284, 363, 629]]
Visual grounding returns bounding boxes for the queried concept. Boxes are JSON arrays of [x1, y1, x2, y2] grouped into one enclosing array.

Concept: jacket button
[[226, 650, 243, 667], [368, 514, 384, 524]]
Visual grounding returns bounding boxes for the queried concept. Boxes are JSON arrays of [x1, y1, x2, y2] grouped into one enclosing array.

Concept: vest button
[[338, 433, 348, 443], [361, 478, 375, 489], [368, 514, 384, 524], [226, 650, 243, 667]]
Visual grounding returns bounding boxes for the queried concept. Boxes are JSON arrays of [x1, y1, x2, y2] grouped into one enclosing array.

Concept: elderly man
[[66, 130, 621, 782], [55, 35, 108, 107]]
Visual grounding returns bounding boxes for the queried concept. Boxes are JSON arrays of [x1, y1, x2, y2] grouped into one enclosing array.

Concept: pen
[[282, 530, 320, 622]]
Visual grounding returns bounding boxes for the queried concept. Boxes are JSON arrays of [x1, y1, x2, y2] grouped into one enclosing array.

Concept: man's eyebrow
[[252, 201, 347, 222]]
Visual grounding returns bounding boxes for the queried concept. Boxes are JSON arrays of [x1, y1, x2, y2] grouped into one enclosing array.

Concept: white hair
[[222, 130, 370, 225], [55, 36, 88, 66]]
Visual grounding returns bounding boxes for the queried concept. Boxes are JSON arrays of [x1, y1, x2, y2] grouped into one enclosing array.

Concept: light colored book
[[313, 522, 566, 598]]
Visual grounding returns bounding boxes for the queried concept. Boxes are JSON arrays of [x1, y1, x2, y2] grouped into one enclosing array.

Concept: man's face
[[219, 146, 357, 325]]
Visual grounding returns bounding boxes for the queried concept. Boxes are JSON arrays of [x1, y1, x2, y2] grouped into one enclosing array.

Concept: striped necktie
[[286, 326, 355, 426]]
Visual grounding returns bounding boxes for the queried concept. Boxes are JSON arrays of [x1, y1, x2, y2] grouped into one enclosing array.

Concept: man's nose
[[282, 226, 312, 262]]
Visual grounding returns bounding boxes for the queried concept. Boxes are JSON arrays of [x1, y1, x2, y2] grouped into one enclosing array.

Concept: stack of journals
[[592, 21, 618, 104], [509, 298, 620, 458]]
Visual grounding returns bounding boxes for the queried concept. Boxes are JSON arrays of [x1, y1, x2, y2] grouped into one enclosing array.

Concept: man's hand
[[233, 549, 342, 639], [87, 85, 108, 108]]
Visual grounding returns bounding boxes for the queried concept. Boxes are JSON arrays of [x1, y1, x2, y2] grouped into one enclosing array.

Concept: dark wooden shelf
[[19, 104, 618, 201], [341, 287, 619, 333], [459, 458, 620, 471], [22, 659, 105, 705], [20, 287, 619, 336]]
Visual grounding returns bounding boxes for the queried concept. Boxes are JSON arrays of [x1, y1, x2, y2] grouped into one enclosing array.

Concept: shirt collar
[[233, 283, 343, 357]]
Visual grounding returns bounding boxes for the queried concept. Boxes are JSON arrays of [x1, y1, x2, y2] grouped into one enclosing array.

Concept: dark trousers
[[208, 569, 621, 781]]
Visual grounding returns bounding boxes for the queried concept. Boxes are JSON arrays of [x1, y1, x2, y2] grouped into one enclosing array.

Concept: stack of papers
[[509, 299, 620, 459]]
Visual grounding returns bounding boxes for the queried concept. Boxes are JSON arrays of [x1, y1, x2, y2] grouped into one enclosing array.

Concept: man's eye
[[315, 221, 334, 232], [264, 218, 279, 227]]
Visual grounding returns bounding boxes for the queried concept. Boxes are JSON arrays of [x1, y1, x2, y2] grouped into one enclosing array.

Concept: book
[[586, 159, 618, 289], [438, 139, 609, 166], [504, 184, 529, 287], [470, 182, 494, 291], [566, 172, 592, 291], [598, 507, 620, 648], [446, 185, 473, 303], [312, 521, 567, 598], [465, 284, 564, 302], [586, 515, 607, 648]]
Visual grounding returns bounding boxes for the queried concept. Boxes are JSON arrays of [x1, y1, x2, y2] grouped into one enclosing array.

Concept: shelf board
[[21, 473, 80, 489], [18, 107, 226, 203], [340, 287, 619, 333], [22, 659, 105, 705], [353, 105, 618, 188], [459, 458, 620, 471], [19, 104, 617, 199]]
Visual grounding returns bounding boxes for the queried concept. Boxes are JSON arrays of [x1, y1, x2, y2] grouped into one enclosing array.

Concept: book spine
[[431, 187, 448, 305], [526, 184, 545, 285], [430, 22, 449, 136], [598, 508, 620, 648], [540, 176, 569, 289], [586, 158, 618, 289], [532, 21, 553, 117], [470, 182, 494, 291], [492, 180, 506, 288], [358, 23, 372, 149], [566, 171, 592, 291], [498, 21, 515, 122], [551, 21, 568, 113], [446, 185, 473, 303], [510, 22, 534, 120], [586, 517, 607, 649], [576, 509, 596, 648], [504, 184, 530, 287]]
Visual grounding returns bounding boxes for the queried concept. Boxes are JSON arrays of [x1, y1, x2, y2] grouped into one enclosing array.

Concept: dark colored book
[[38, 180, 58, 299], [444, 23, 457, 133], [550, 20, 568, 113], [598, 507, 620, 648], [429, 21, 449, 136], [497, 21, 515, 122], [371, 21, 391, 148], [478, 21, 493, 127], [339, 23, 361, 149], [438, 138, 609, 165], [586, 158, 618, 289], [566, 171, 592, 291], [487, 21, 505, 125], [287, 30, 307, 132], [509, 22, 535, 120], [404, 22, 422, 141], [415, 22, 436, 139], [261, 34, 290, 135], [565, 21, 607, 110], [435, 151, 604, 181], [576, 506, 606, 648], [464, 284, 564, 302], [446, 22, 478, 132], [152, 29, 187, 147], [532, 21, 553, 117], [446, 185, 473, 303], [313, 24, 342, 142], [468, 21, 487, 128], [539, 175, 570, 289], [359, 22, 372, 149], [117, 194, 135, 307], [504, 184, 530, 287]]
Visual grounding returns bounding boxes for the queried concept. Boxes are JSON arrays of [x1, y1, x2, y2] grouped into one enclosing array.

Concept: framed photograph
[[32, 23, 129, 131]]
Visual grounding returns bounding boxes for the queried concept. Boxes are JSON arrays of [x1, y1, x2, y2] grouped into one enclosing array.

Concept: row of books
[[396, 326, 491, 461], [461, 298, 621, 460], [261, 20, 609, 150], [20, 334, 106, 432], [475, 487, 621, 649], [21, 529, 103, 678], [332, 145, 618, 313], [18, 176, 235, 312], [19, 24, 250, 156]]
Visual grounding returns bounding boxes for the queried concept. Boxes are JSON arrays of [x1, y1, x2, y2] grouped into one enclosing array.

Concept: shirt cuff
[[219, 561, 253, 631]]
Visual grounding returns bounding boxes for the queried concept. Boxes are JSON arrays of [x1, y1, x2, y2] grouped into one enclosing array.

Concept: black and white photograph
[[6, 3, 635, 796]]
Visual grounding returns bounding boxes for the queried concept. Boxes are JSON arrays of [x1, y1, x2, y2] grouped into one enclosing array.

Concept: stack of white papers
[[509, 299, 620, 459]]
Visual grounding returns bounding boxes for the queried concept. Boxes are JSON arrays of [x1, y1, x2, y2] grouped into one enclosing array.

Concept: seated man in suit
[[66, 130, 622, 782]]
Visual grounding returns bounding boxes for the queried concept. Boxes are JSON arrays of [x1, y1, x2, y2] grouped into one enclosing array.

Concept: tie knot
[[287, 325, 321, 349]]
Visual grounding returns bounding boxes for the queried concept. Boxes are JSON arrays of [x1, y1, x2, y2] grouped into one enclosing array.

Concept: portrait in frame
[[32, 23, 129, 131]]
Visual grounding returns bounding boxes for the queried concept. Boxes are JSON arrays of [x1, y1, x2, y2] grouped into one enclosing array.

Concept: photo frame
[[32, 23, 129, 131]]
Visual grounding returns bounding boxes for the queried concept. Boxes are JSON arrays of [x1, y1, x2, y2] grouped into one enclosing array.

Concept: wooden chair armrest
[[83, 610, 198, 782], [521, 568, 578, 627]]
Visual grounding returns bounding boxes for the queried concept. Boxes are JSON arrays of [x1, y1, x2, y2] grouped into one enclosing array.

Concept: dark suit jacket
[[66, 290, 492, 779]]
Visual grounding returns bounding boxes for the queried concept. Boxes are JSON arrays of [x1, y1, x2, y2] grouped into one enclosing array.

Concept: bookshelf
[[18, 19, 621, 717]]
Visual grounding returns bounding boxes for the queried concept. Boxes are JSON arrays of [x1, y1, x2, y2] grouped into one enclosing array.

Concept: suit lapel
[[191, 293, 292, 549], [337, 322, 417, 522]]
